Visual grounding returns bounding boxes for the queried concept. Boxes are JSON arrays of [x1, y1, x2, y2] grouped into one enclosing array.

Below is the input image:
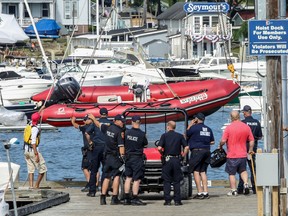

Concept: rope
[[250, 154, 257, 194], [110, 10, 179, 99]]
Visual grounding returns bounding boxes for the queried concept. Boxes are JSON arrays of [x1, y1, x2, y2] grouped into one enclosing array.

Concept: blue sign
[[183, 2, 229, 13], [249, 20, 288, 56]]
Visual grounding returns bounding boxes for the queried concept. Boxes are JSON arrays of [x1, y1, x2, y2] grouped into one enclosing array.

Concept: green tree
[[233, 21, 248, 41]]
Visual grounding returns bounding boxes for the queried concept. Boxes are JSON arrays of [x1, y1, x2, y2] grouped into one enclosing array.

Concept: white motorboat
[[0, 71, 52, 102], [55, 63, 123, 86], [82, 50, 169, 85], [173, 56, 266, 82]]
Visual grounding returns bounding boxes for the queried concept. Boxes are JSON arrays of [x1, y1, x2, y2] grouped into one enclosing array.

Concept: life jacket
[[23, 124, 40, 146]]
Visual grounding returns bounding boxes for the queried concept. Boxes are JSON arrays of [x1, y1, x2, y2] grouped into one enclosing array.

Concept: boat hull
[[0, 78, 52, 102], [37, 79, 240, 127]]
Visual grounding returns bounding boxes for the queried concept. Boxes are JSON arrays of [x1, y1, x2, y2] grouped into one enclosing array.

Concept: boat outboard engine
[[133, 84, 144, 102], [45, 76, 81, 107]]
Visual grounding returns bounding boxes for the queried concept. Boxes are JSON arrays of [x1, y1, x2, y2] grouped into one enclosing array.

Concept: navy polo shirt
[[101, 124, 124, 153], [124, 127, 148, 155], [99, 117, 112, 125], [86, 124, 106, 145], [79, 124, 93, 148], [186, 123, 214, 149], [242, 116, 262, 142], [158, 130, 187, 156], [242, 116, 262, 149]]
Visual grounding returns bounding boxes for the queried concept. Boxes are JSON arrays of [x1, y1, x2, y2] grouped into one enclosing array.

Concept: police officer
[[88, 113, 125, 205], [237, 105, 262, 194], [99, 108, 111, 125], [186, 113, 214, 199], [71, 115, 93, 193], [157, 121, 189, 206], [97, 107, 112, 191], [85, 114, 108, 197], [123, 115, 148, 206]]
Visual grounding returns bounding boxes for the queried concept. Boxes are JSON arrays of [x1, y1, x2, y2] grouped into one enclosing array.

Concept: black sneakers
[[163, 201, 171, 206], [244, 184, 250, 195], [123, 198, 131, 205], [193, 194, 205, 199], [131, 198, 146, 206], [203, 193, 210, 199], [86, 192, 95, 197], [227, 190, 238, 196], [174, 201, 183, 206], [110, 196, 122, 205], [100, 195, 106, 205]]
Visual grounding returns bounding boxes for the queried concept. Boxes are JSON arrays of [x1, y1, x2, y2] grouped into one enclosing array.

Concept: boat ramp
[[5, 181, 257, 216]]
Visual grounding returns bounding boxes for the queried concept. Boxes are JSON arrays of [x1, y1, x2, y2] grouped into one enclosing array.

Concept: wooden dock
[[6, 181, 257, 216]]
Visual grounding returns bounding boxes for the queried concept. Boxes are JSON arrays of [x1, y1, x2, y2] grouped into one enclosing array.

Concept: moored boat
[[32, 78, 240, 127]]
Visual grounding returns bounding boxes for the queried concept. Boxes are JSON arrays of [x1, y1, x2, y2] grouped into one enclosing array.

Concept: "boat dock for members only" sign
[[249, 20, 288, 56]]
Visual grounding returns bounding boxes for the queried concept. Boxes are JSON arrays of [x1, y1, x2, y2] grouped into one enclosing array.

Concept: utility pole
[[266, 0, 286, 215], [143, 0, 147, 27]]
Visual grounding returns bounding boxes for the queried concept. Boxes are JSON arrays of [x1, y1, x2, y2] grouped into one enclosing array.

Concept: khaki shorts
[[24, 151, 47, 174]]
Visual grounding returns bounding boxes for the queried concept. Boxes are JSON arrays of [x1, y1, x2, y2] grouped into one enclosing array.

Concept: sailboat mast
[[23, 0, 54, 83]]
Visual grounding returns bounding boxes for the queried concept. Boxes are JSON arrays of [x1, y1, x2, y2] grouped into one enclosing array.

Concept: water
[[0, 106, 263, 182]]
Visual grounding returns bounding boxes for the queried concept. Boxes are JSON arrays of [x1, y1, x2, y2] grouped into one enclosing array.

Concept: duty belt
[[165, 155, 181, 162]]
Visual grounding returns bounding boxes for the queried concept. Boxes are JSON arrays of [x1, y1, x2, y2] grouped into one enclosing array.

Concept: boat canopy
[[0, 14, 29, 44], [24, 19, 61, 39]]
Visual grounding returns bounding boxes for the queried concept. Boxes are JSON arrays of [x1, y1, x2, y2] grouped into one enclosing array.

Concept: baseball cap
[[114, 114, 125, 122], [100, 108, 108, 115], [31, 112, 41, 125], [241, 105, 252, 112], [131, 115, 141, 122], [194, 113, 205, 121]]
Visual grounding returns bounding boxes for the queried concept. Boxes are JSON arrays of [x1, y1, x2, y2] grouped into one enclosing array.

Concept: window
[[42, 3, 49, 17], [8, 5, 16, 15], [194, 17, 200, 34], [212, 16, 218, 27], [24, 6, 28, 17], [203, 16, 210, 26], [64, 0, 79, 19]]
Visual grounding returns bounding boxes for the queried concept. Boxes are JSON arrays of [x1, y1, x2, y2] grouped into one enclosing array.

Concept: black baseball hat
[[241, 105, 252, 112], [194, 113, 205, 121], [100, 108, 108, 115]]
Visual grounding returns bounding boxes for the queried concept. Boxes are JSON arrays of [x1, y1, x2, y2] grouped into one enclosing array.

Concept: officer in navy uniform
[[88, 113, 125, 205], [98, 108, 112, 190], [123, 115, 148, 206], [237, 105, 263, 194], [71, 115, 94, 193], [186, 113, 214, 199], [157, 121, 189, 206], [85, 113, 108, 197], [99, 108, 112, 125]]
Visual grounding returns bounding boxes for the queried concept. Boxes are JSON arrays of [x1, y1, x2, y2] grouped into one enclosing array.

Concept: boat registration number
[[180, 93, 208, 104]]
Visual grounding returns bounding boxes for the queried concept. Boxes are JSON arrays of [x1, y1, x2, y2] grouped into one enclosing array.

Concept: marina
[[4, 184, 257, 216], [0, 0, 288, 215]]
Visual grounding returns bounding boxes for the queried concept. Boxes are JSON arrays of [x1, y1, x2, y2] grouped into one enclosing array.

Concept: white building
[[157, 2, 232, 60], [0, 0, 91, 34]]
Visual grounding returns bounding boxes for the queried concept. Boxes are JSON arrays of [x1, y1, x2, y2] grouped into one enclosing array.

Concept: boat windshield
[[198, 57, 212, 65], [58, 65, 83, 75], [104, 58, 138, 66]]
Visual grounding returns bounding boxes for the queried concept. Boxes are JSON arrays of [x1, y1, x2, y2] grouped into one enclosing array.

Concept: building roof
[[157, 2, 186, 20], [131, 28, 167, 38], [142, 39, 167, 46], [232, 10, 255, 21], [106, 27, 146, 36]]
